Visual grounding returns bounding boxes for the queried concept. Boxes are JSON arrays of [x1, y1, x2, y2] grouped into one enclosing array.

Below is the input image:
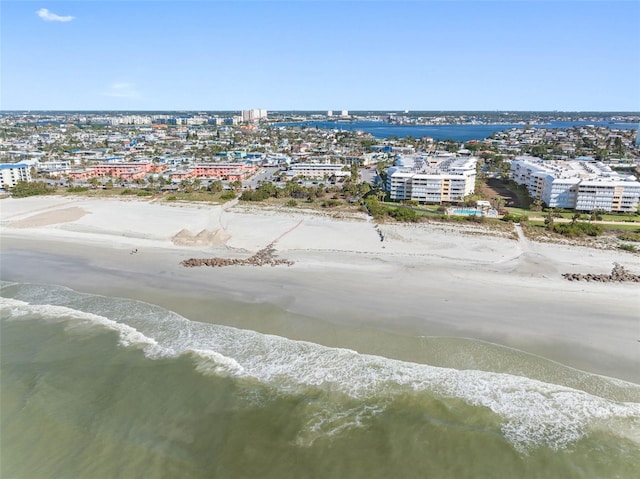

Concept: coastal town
[[1, 111, 639, 232], [4, 1, 640, 477]]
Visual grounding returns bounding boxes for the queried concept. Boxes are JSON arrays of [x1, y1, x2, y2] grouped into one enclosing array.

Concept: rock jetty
[[562, 263, 640, 282], [181, 243, 294, 268]]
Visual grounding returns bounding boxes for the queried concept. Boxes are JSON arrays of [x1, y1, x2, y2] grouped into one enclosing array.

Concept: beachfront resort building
[[287, 163, 349, 180], [386, 153, 477, 203], [171, 163, 257, 182], [67, 162, 165, 181], [510, 156, 640, 212], [0, 163, 31, 189]]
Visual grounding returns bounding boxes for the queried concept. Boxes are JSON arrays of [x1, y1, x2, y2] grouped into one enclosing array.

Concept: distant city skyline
[[2, 1, 639, 111]]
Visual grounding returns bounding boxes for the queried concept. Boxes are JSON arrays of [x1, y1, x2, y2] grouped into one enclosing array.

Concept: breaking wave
[[2, 285, 639, 452]]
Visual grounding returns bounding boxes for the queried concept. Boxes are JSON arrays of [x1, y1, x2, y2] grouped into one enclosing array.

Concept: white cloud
[[103, 82, 141, 99], [36, 8, 75, 23]]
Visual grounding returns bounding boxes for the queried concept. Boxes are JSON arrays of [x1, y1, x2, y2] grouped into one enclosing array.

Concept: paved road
[[244, 166, 279, 189]]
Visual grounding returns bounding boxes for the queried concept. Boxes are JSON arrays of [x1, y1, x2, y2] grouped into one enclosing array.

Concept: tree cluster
[[239, 180, 359, 203]]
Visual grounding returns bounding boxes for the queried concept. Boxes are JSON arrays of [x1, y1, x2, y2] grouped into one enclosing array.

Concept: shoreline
[[1, 196, 639, 383]]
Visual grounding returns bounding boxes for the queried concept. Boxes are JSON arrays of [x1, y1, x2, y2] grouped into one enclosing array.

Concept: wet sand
[[1, 196, 638, 382]]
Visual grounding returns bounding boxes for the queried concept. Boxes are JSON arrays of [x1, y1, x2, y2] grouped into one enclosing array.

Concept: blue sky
[[2, 1, 639, 111]]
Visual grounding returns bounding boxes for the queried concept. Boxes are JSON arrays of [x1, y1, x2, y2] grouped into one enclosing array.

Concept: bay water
[[281, 120, 639, 141]]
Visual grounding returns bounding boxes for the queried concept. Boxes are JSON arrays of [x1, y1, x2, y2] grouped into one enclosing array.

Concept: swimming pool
[[452, 208, 484, 216]]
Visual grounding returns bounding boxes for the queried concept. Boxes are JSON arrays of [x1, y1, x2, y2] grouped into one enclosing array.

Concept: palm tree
[[179, 179, 193, 193], [544, 211, 555, 230], [492, 196, 505, 212]]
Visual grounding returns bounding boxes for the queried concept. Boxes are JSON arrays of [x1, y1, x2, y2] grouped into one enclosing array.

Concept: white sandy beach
[[1, 195, 639, 382]]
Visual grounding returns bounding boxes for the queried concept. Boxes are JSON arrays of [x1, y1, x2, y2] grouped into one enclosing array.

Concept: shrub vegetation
[[618, 232, 640, 243], [67, 186, 89, 193], [10, 181, 55, 198], [220, 192, 237, 201], [552, 221, 602, 238]]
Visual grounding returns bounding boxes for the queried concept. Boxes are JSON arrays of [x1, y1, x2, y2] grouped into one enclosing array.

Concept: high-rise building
[[242, 109, 268, 122]]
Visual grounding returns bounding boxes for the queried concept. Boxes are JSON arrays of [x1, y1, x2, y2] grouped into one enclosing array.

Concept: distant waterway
[[279, 120, 639, 141]]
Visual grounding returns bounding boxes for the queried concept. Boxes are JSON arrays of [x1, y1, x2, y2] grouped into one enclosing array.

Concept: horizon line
[[2, 109, 640, 114]]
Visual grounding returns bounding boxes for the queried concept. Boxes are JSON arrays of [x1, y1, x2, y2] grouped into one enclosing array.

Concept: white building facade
[[510, 156, 640, 212], [288, 163, 346, 179], [387, 154, 477, 203], [242, 109, 268, 122], [0, 163, 32, 189]]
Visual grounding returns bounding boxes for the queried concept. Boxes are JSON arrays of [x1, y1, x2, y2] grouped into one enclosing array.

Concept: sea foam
[[2, 292, 639, 452], [1, 297, 166, 358], [183, 349, 246, 377]]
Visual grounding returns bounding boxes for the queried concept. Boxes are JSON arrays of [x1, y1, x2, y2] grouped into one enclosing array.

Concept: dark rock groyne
[[181, 243, 294, 268], [562, 263, 640, 282]]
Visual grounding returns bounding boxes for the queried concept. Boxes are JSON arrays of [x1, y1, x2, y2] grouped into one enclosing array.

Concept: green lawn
[[506, 206, 639, 223], [599, 223, 640, 232], [505, 207, 538, 217], [600, 213, 640, 222], [381, 201, 442, 215]]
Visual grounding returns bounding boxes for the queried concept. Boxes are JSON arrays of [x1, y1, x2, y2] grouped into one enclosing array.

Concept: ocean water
[[2, 281, 639, 479]]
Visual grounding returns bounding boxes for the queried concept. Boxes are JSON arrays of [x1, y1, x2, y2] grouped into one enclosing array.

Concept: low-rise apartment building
[[67, 162, 159, 181], [171, 163, 257, 182], [386, 154, 477, 203], [510, 156, 640, 212], [288, 163, 346, 179]]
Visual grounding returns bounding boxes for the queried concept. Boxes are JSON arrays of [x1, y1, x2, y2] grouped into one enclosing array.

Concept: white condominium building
[[0, 163, 31, 189], [288, 163, 346, 179], [387, 154, 477, 203], [242, 109, 268, 122], [575, 179, 640, 212], [510, 156, 640, 212], [109, 115, 152, 125]]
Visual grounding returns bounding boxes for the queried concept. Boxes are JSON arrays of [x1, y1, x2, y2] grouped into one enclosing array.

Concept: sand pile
[[172, 228, 230, 246], [500, 252, 558, 277]]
